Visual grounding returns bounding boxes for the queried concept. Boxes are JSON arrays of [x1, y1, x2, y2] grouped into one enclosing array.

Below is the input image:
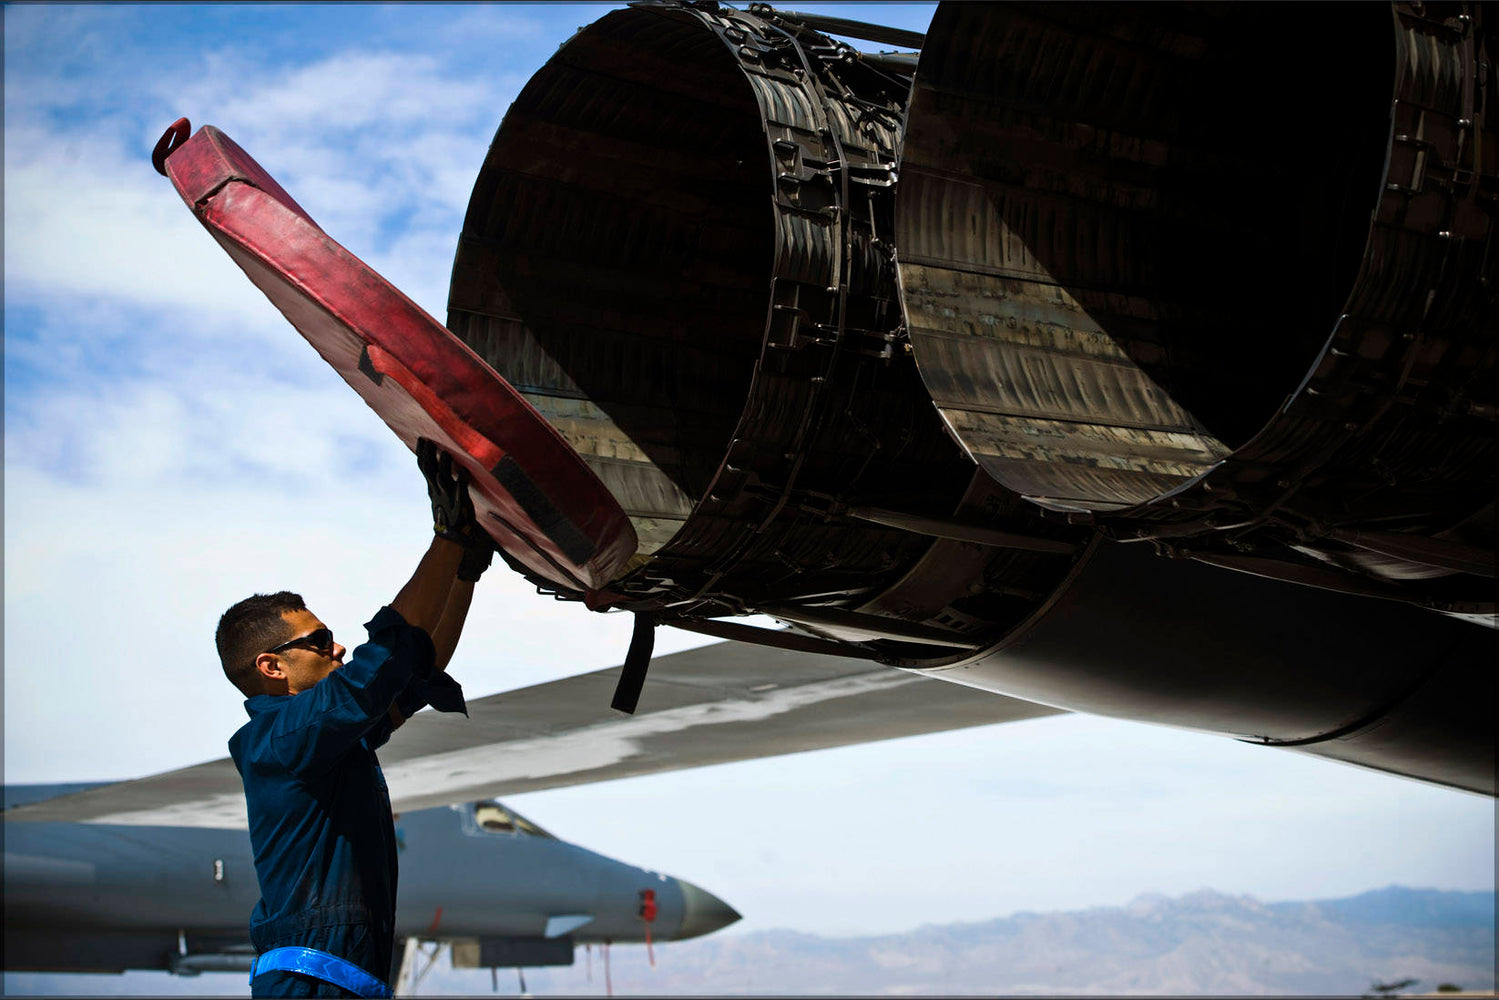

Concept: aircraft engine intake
[[446, 0, 1494, 792], [898, 2, 1496, 620], [453, 0, 1494, 643], [448, 1, 1089, 658]]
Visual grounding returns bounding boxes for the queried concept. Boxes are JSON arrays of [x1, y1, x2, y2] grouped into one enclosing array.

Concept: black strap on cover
[[610, 612, 657, 715]]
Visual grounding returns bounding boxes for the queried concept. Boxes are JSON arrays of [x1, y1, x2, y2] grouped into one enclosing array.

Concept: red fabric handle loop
[[152, 118, 191, 176]]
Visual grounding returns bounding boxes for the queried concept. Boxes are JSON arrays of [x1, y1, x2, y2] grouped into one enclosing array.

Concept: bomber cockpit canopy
[[465, 799, 555, 839]]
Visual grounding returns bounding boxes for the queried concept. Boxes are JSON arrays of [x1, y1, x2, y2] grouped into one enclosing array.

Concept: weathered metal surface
[[1166, 2, 1499, 603], [897, 3, 1382, 510], [897, 255, 1233, 508], [897, 1, 1496, 620], [449, 0, 1088, 648]]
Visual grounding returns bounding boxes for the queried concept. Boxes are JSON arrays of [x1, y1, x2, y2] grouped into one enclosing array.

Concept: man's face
[[267, 609, 348, 695]]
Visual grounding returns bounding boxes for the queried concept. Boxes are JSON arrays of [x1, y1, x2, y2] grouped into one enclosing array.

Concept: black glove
[[417, 439, 496, 582], [457, 536, 495, 583], [417, 438, 476, 542]]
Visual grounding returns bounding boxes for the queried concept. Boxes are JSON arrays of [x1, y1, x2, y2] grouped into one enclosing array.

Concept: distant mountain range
[[512, 885, 1496, 996], [3, 885, 1493, 996]]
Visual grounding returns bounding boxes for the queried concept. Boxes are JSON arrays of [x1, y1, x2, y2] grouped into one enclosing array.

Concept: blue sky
[[3, 1, 1494, 990]]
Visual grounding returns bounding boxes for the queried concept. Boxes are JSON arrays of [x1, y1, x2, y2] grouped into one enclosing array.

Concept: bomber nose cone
[[672, 878, 741, 940]]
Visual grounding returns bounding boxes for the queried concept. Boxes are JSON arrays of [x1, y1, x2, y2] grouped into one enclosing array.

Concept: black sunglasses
[[264, 627, 335, 657]]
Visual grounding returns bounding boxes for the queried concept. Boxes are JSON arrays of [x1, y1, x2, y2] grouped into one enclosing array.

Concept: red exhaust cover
[[162, 124, 637, 591]]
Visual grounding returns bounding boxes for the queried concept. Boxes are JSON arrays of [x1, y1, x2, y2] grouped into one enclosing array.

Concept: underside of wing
[[4, 643, 1064, 828]]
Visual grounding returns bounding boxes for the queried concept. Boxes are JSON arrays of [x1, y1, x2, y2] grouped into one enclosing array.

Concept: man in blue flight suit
[[217, 440, 494, 998]]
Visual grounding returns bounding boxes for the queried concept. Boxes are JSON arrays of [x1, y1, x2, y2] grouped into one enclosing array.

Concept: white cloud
[[149, 47, 515, 257], [427, 6, 553, 48], [2, 5, 156, 129], [3, 124, 289, 326], [210, 52, 495, 132], [6, 22, 518, 324]]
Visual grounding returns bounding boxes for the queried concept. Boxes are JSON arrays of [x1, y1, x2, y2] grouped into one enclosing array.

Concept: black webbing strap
[[610, 612, 656, 715]]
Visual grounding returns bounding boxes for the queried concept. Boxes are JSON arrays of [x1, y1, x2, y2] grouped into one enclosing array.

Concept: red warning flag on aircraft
[[154, 119, 637, 592]]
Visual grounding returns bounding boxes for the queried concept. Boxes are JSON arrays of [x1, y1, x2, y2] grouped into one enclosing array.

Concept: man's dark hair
[[217, 591, 307, 696]]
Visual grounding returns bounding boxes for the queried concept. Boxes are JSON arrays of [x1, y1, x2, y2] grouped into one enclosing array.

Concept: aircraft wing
[[4, 641, 1063, 828]]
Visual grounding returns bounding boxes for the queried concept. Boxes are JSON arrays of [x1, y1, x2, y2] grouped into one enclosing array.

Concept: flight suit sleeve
[[364, 672, 468, 751], [266, 606, 437, 776]]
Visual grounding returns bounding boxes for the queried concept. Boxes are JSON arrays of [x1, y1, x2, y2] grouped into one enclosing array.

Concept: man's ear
[[255, 653, 286, 682]]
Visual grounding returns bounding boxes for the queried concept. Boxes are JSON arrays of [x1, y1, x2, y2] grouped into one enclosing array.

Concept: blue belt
[[250, 946, 391, 998]]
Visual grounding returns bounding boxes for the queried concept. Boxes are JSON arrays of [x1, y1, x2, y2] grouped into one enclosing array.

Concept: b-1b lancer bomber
[[4, 782, 739, 981]]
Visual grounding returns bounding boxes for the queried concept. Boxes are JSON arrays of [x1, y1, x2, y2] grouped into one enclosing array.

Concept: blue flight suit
[[230, 606, 466, 998]]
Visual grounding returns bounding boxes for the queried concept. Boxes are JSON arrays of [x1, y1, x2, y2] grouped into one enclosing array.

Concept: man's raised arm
[[374, 439, 494, 735], [388, 535, 465, 635], [389, 439, 491, 635], [430, 579, 475, 674]]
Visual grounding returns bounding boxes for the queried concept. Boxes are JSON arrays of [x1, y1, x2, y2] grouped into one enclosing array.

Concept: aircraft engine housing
[[449, 0, 1496, 794], [448, 0, 1088, 660]]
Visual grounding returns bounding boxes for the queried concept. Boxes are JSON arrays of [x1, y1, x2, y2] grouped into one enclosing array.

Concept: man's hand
[[417, 438, 476, 542], [417, 438, 494, 582], [390, 441, 467, 633]]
